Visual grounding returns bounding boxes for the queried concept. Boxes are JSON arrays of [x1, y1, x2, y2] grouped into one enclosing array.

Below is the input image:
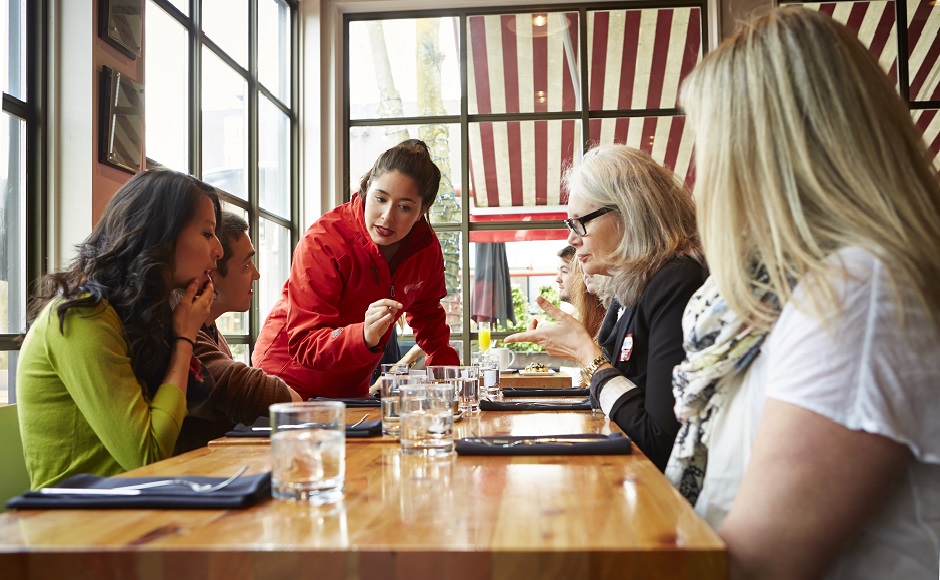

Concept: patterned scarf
[[665, 269, 781, 505]]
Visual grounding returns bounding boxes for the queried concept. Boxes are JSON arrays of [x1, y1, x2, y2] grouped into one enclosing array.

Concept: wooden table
[[499, 371, 576, 389], [0, 409, 727, 580]]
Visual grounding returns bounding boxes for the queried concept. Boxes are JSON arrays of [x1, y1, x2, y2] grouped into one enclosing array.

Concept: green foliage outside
[[494, 284, 560, 353]]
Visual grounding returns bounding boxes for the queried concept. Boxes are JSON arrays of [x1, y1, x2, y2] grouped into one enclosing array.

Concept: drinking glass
[[478, 352, 501, 400], [452, 366, 481, 413], [478, 321, 491, 352], [270, 401, 345, 504], [426, 365, 460, 413], [380, 375, 425, 437], [399, 383, 455, 456], [380, 363, 410, 376]]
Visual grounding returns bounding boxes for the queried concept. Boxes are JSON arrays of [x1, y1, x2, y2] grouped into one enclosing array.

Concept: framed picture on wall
[[99, 66, 144, 174], [98, 0, 143, 59]]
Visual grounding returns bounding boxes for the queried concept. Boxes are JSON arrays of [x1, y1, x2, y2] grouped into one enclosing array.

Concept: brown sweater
[[174, 324, 293, 453]]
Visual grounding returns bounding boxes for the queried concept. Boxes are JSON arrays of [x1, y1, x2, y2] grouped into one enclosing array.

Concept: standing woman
[[17, 169, 222, 489], [505, 145, 705, 470], [254, 139, 459, 399], [672, 8, 940, 578]]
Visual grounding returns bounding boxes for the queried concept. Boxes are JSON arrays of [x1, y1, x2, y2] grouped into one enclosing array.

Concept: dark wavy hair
[[358, 139, 442, 209], [215, 211, 249, 277], [26, 169, 222, 395]]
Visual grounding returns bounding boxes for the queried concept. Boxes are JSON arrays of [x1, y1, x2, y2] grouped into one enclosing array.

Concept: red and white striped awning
[[805, 1, 940, 169], [466, 7, 702, 214]]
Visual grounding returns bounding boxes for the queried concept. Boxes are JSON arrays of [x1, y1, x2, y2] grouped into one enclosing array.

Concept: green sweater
[[16, 299, 187, 489]]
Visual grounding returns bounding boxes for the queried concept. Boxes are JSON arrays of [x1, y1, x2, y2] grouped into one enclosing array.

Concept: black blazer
[[596, 256, 707, 470]]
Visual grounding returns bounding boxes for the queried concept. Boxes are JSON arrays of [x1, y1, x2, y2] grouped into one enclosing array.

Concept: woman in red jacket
[[253, 139, 459, 399]]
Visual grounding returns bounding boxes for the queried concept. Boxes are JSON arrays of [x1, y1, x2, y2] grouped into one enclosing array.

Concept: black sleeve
[[606, 260, 704, 470]]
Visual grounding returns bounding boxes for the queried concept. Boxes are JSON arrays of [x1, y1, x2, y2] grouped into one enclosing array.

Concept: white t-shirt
[[695, 247, 940, 579]]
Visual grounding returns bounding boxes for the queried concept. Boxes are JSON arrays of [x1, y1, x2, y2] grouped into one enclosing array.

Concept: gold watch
[[580, 355, 608, 385]]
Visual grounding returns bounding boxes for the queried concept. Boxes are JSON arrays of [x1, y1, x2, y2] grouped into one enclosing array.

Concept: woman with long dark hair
[[17, 169, 222, 488]]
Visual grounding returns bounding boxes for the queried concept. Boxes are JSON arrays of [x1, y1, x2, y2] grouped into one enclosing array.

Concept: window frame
[[1, 0, 47, 404], [342, 1, 709, 363], [146, 0, 301, 353]]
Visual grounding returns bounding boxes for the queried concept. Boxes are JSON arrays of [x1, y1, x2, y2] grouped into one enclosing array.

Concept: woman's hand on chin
[[173, 278, 214, 341]]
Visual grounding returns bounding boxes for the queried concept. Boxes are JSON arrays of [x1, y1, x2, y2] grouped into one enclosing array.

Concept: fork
[[39, 465, 251, 496], [114, 464, 250, 492], [348, 413, 371, 428], [253, 414, 370, 432], [468, 432, 602, 447]]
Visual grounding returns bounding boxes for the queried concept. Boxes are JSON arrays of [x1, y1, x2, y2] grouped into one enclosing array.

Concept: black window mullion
[[896, 0, 910, 103], [248, 0, 261, 343], [191, 0, 203, 177]]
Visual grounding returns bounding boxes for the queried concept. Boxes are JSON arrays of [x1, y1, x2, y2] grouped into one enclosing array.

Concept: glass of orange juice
[[478, 321, 491, 352]]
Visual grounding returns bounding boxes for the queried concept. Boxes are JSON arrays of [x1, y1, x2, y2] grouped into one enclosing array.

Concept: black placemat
[[7, 472, 271, 510], [480, 398, 592, 411], [456, 433, 631, 456], [311, 397, 380, 407], [225, 417, 382, 438], [501, 388, 590, 398]]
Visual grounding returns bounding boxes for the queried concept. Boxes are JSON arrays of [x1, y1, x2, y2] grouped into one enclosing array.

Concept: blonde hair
[[681, 7, 940, 331], [563, 145, 702, 307], [569, 263, 608, 340]]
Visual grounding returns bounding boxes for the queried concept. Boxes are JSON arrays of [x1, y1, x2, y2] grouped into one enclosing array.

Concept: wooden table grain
[[0, 410, 727, 580], [499, 371, 576, 389]]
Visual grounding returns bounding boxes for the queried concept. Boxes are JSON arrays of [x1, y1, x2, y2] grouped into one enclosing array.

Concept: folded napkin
[[480, 398, 592, 411], [311, 397, 380, 408], [225, 417, 382, 438], [501, 387, 590, 398], [456, 433, 631, 456], [6, 472, 271, 510]]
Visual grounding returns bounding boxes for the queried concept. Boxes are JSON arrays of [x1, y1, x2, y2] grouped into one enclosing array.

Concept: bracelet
[[580, 355, 608, 385], [174, 336, 196, 348]]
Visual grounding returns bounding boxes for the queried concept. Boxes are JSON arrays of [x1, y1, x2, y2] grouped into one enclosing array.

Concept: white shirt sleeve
[[599, 375, 637, 414], [763, 247, 940, 465]]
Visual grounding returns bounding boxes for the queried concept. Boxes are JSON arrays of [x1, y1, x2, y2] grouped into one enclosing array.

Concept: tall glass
[[478, 321, 491, 352]]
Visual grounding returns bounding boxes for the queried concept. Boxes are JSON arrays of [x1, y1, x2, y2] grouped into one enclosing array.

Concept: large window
[[146, 0, 299, 358], [345, 3, 706, 362], [781, 1, 940, 169], [1, 0, 44, 404]]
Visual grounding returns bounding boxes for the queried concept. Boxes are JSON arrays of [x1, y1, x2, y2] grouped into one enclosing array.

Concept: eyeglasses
[[563, 206, 616, 237]]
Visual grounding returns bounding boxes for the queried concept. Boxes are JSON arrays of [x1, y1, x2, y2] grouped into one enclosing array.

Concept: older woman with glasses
[[505, 145, 705, 470]]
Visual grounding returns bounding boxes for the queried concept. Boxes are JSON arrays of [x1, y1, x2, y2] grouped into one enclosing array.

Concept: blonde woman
[[506, 145, 705, 470], [670, 7, 940, 579]]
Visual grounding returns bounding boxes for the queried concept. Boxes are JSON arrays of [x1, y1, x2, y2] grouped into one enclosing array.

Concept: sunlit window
[[1, 0, 38, 404], [145, 0, 298, 355]]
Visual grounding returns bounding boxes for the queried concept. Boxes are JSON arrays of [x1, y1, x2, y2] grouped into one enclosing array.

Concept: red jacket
[[252, 195, 459, 398]]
